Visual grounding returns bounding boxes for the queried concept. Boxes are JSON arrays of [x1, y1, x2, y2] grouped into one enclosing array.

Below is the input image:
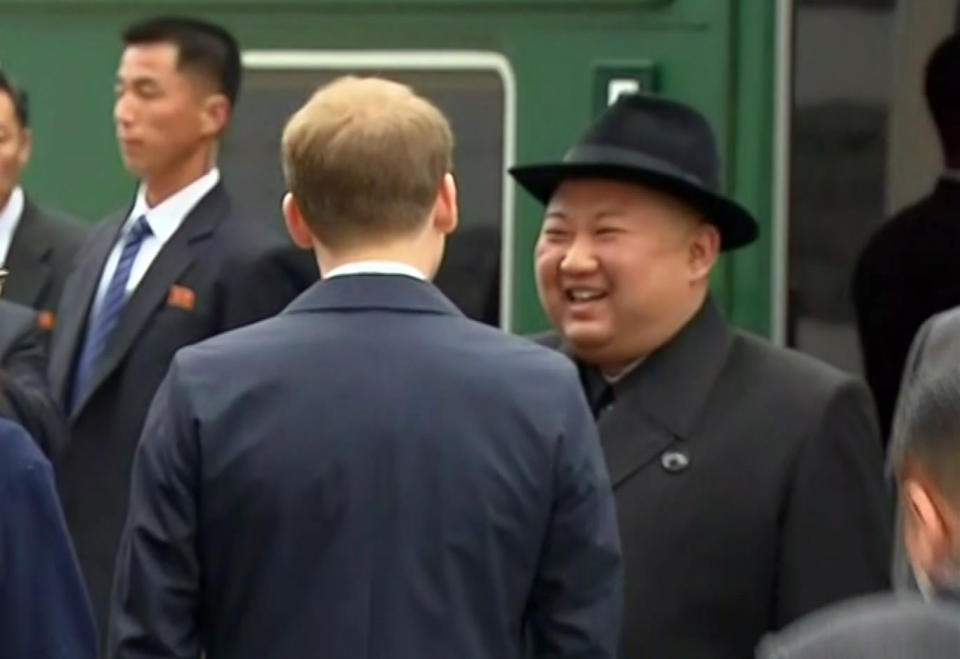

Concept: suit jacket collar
[[550, 298, 733, 487], [65, 183, 227, 419], [3, 197, 53, 307], [0, 299, 36, 359], [285, 274, 463, 318], [608, 297, 733, 439]]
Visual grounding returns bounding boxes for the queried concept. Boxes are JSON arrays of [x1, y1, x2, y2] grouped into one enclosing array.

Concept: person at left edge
[[47, 16, 315, 634], [0, 296, 67, 458], [0, 69, 88, 321], [0, 417, 97, 659]]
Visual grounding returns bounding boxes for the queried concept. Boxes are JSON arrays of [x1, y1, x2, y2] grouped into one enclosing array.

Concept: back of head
[[893, 370, 960, 508], [892, 369, 960, 592], [281, 76, 454, 250], [122, 16, 241, 107], [926, 32, 960, 161]]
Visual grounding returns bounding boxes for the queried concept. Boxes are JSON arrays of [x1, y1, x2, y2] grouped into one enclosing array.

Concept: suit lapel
[[575, 299, 734, 488], [49, 215, 124, 404], [3, 199, 52, 307], [69, 184, 226, 419], [597, 396, 679, 487]]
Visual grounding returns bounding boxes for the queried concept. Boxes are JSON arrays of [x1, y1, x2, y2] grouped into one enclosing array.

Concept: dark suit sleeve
[[218, 244, 317, 332], [0, 446, 97, 658], [527, 375, 623, 658], [108, 360, 201, 659], [776, 379, 892, 626], [1, 322, 68, 458]]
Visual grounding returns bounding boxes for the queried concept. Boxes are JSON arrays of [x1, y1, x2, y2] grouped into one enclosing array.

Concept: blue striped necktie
[[70, 216, 152, 411]]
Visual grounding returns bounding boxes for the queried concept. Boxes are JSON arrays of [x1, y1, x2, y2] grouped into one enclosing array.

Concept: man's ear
[[200, 93, 231, 138], [903, 477, 952, 576], [282, 193, 315, 249], [433, 173, 458, 235], [17, 127, 32, 170], [688, 221, 720, 283]]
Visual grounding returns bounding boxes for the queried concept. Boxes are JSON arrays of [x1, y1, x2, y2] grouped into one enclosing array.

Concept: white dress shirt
[[602, 356, 645, 384], [324, 260, 427, 281], [0, 186, 25, 266], [91, 168, 220, 316]]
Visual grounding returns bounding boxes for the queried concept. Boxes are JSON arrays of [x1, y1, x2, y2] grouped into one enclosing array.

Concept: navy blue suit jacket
[[108, 274, 622, 659], [0, 418, 96, 658]]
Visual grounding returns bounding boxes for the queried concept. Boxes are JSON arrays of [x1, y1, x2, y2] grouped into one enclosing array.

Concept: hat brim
[[508, 162, 759, 251]]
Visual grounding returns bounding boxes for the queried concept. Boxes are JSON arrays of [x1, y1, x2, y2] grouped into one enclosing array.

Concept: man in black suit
[[511, 93, 891, 658], [107, 76, 622, 659], [853, 32, 960, 441], [0, 70, 87, 319], [48, 17, 314, 633], [1, 269, 66, 457], [757, 371, 960, 659]]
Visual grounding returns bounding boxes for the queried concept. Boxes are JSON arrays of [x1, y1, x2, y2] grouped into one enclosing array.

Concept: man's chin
[[561, 325, 612, 352]]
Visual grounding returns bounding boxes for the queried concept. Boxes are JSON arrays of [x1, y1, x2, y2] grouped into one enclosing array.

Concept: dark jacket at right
[[542, 299, 891, 658], [853, 178, 960, 440]]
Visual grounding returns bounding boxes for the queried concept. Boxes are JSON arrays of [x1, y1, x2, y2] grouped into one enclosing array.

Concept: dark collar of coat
[[9, 196, 53, 260], [284, 273, 464, 318], [0, 299, 37, 360], [1, 197, 53, 306], [552, 296, 735, 440]]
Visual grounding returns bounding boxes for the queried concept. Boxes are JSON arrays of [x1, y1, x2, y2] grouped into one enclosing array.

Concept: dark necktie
[[70, 216, 152, 411]]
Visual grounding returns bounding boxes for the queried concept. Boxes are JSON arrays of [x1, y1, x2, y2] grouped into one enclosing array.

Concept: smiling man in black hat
[[511, 93, 892, 658]]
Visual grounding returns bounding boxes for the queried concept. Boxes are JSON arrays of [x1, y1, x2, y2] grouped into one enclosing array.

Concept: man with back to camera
[[47, 16, 316, 633], [107, 76, 623, 659], [0, 69, 87, 321], [510, 92, 891, 658], [757, 369, 960, 658]]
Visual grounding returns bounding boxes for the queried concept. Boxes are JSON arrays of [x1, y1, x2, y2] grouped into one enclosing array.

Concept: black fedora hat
[[509, 93, 759, 250]]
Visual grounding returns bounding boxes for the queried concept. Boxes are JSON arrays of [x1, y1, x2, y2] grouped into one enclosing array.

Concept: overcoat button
[[661, 450, 690, 474]]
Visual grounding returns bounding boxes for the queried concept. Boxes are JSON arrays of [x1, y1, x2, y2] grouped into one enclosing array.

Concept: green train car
[[0, 0, 787, 338]]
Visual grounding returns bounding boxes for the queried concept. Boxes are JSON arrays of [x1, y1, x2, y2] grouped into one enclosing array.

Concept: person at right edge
[[853, 32, 960, 442], [510, 92, 891, 658]]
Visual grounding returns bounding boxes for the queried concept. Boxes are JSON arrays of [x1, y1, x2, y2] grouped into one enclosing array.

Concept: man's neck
[[318, 242, 437, 280], [592, 289, 708, 376], [0, 192, 11, 218], [143, 149, 215, 207]]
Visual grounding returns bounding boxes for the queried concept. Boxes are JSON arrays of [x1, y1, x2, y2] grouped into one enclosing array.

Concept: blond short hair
[[281, 76, 454, 248]]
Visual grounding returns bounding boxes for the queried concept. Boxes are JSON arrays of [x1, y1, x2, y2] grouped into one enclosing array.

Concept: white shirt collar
[[324, 260, 426, 281], [126, 168, 220, 240], [602, 356, 645, 384], [0, 186, 25, 264]]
